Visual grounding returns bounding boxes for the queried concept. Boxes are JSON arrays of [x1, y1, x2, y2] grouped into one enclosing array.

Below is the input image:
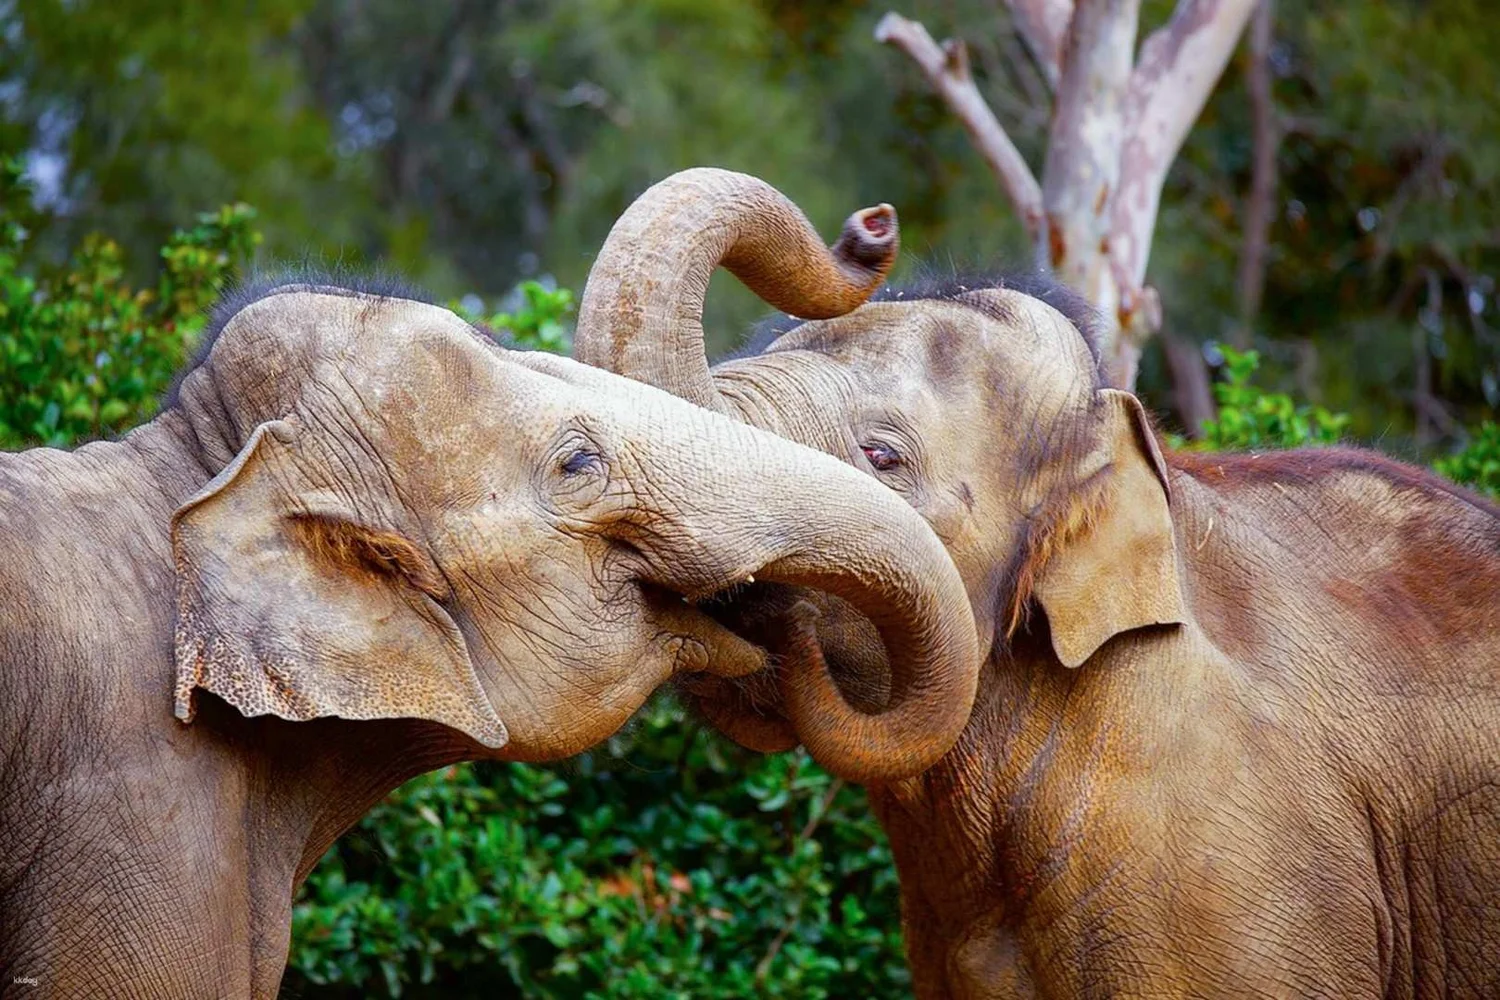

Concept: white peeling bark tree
[[876, 0, 1257, 389]]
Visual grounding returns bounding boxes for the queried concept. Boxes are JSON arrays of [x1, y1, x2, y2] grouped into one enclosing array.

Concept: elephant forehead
[[227, 289, 482, 366], [896, 293, 1094, 393], [353, 329, 588, 446], [288, 324, 540, 505], [221, 290, 501, 427], [353, 303, 498, 394], [772, 302, 925, 363], [780, 297, 1092, 419], [779, 293, 1085, 368]]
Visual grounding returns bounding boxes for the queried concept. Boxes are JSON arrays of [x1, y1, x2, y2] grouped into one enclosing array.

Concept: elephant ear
[[1033, 389, 1188, 668], [170, 420, 507, 748]]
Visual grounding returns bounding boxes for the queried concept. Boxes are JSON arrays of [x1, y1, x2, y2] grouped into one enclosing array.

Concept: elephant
[[0, 277, 981, 998], [575, 169, 1500, 997]]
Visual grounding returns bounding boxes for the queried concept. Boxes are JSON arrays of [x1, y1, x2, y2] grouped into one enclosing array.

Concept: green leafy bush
[[1195, 346, 1351, 450], [1434, 422, 1500, 497], [0, 158, 258, 448], [459, 281, 576, 356], [1190, 346, 1495, 500], [286, 701, 906, 999]]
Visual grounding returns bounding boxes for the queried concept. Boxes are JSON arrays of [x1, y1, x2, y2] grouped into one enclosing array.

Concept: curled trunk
[[633, 427, 980, 783], [575, 168, 898, 412]]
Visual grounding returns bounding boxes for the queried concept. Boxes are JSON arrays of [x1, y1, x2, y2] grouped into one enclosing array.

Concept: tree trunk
[[1161, 331, 1217, 437], [877, 1, 1257, 390], [1233, 0, 1278, 348]]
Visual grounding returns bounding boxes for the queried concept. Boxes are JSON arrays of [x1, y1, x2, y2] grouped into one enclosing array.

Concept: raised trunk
[[575, 168, 897, 412]]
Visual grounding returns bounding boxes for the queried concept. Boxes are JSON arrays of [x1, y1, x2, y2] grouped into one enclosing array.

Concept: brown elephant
[[0, 278, 980, 998], [576, 169, 1500, 997]]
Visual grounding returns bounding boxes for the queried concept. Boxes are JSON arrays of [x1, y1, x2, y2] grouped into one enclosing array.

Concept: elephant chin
[[680, 583, 896, 753]]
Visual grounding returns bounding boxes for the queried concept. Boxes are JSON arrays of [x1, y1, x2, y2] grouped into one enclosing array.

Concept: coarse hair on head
[[731, 264, 1109, 389], [160, 265, 503, 409]]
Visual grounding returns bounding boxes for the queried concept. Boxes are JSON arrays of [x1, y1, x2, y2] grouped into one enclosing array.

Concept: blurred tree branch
[[1005, 0, 1073, 90], [874, 13, 1045, 244], [1162, 332, 1217, 437]]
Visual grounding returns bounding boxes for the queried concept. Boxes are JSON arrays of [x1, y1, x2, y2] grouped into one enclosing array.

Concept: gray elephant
[[0, 278, 979, 997], [577, 169, 1500, 997]]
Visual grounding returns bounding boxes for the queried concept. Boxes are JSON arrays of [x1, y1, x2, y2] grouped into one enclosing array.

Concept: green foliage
[[0, 159, 257, 447], [1434, 422, 1500, 497], [454, 281, 576, 356], [11, 0, 1498, 432], [1160, 344, 1496, 503], [285, 699, 906, 999], [3, 0, 353, 276], [1194, 346, 1351, 450], [262, 0, 903, 343], [1149, 0, 1500, 441]]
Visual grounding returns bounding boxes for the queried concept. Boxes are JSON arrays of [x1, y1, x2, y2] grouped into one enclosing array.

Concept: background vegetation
[[5, 0, 1497, 445], [1, 1, 1495, 996]]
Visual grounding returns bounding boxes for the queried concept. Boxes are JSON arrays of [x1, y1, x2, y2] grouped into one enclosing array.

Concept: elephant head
[[575, 169, 1186, 775], [168, 282, 980, 765]]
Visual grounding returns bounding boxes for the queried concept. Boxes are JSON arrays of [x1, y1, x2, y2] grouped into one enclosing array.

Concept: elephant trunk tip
[[785, 204, 899, 320], [838, 204, 898, 268]]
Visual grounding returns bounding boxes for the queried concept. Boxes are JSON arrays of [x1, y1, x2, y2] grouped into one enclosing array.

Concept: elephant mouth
[[673, 582, 896, 747], [696, 580, 801, 650], [627, 578, 775, 680]]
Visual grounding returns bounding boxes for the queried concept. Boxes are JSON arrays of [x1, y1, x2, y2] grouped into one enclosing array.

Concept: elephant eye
[[861, 443, 902, 472], [560, 449, 603, 476]]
